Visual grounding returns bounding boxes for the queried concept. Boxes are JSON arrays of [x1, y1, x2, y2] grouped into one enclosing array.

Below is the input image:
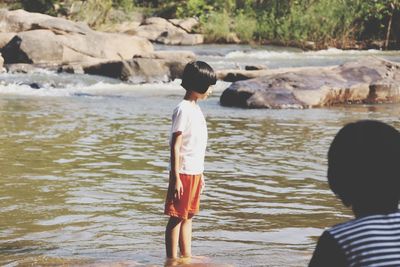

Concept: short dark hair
[[181, 61, 217, 94], [328, 120, 400, 209]]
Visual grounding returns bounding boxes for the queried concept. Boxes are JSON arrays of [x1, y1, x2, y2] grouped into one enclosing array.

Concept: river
[[1, 45, 400, 266]]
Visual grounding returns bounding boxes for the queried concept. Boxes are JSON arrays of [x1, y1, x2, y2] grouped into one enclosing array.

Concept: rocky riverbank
[[2, 9, 400, 109], [0, 9, 197, 82]]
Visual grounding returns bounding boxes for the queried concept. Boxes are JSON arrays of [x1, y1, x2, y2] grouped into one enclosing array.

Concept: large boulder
[[0, 8, 49, 32], [0, 32, 15, 49], [0, 9, 153, 65], [84, 58, 170, 83], [56, 31, 153, 61], [83, 52, 195, 83], [220, 57, 400, 109], [135, 17, 203, 45], [149, 51, 196, 80], [2, 30, 64, 64], [2, 30, 153, 64], [0, 9, 92, 34]]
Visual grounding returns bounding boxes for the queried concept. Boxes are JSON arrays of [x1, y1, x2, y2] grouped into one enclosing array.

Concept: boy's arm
[[200, 174, 205, 194], [171, 131, 183, 199]]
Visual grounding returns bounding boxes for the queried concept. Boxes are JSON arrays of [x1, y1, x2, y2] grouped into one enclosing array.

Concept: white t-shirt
[[169, 100, 208, 175]]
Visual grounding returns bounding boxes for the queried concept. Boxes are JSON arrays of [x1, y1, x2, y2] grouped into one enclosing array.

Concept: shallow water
[[1, 45, 400, 266]]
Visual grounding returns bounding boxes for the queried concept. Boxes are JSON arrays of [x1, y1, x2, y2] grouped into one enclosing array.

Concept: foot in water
[[164, 255, 233, 267]]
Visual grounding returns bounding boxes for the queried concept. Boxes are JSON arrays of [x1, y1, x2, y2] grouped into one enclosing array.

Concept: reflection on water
[[1, 91, 400, 266]]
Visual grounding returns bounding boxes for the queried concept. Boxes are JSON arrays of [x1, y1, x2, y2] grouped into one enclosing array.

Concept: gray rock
[[0, 52, 3, 72], [102, 10, 143, 34], [2, 30, 64, 64], [156, 31, 204, 46], [169, 18, 199, 33], [303, 41, 316, 50], [217, 69, 270, 82], [149, 51, 195, 79], [0, 32, 15, 50], [5, 63, 36, 73], [0, 9, 154, 65], [150, 51, 196, 61], [1, 29, 153, 65], [56, 31, 153, 61], [220, 57, 400, 109], [83, 55, 193, 83], [135, 17, 204, 45], [0, 9, 92, 33], [83, 58, 168, 83], [0, 9, 50, 32], [57, 64, 84, 74], [109, 21, 141, 35], [245, 65, 268, 71]]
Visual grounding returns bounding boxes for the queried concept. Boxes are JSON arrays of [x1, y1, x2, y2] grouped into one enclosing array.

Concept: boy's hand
[[174, 178, 183, 200], [200, 174, 205, 194]]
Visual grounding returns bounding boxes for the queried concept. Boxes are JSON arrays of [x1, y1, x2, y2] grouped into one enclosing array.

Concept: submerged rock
[[5, 63, 36, 73], [220, 57, 400, 109], [245, 65, 268, 71]]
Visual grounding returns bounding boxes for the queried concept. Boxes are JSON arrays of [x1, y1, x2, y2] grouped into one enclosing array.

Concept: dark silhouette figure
[[309, 120, 400, 267]]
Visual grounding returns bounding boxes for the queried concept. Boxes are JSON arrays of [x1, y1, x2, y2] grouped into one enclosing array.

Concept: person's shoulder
[[172, 101, 192, 117], [327, 217, 359, 236], [173, 100, 185, 111], [328, 212, 400, 237], [308, 230, 347, 267], [175, 100, 193, 112]]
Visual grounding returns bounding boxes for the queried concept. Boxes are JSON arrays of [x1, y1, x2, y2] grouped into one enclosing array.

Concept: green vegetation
[[3, 0, 400, 49], [176, 0, 400, 48], [201, 11, 231, 43]]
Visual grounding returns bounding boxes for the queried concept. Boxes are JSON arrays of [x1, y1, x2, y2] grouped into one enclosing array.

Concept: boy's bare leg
[[166, 216, 183, 258], [179, 217, 192, 257]]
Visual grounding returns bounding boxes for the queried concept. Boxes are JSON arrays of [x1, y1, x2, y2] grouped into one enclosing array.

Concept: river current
[[1, 45, 400, 266]]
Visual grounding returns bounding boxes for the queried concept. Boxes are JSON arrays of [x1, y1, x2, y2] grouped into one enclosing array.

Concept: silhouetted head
[[181, 61, 217, 94], [328, 120, 400, 215]]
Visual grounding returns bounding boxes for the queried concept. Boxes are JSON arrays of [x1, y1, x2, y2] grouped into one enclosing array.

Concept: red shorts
[[164, 173, 202, 219]]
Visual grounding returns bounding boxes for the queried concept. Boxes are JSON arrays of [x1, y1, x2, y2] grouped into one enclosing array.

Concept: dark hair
[[181, 61, 217, 94], [328, 120, 400, 209]]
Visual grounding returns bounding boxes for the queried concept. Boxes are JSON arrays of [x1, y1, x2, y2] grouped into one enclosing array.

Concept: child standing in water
[[309, 120, 400, 267], [164, 61, 216, 259]]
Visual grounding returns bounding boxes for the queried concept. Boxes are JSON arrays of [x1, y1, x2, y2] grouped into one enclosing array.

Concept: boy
[[164, 61, 216, 259], [309, 120, 400, 267]]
